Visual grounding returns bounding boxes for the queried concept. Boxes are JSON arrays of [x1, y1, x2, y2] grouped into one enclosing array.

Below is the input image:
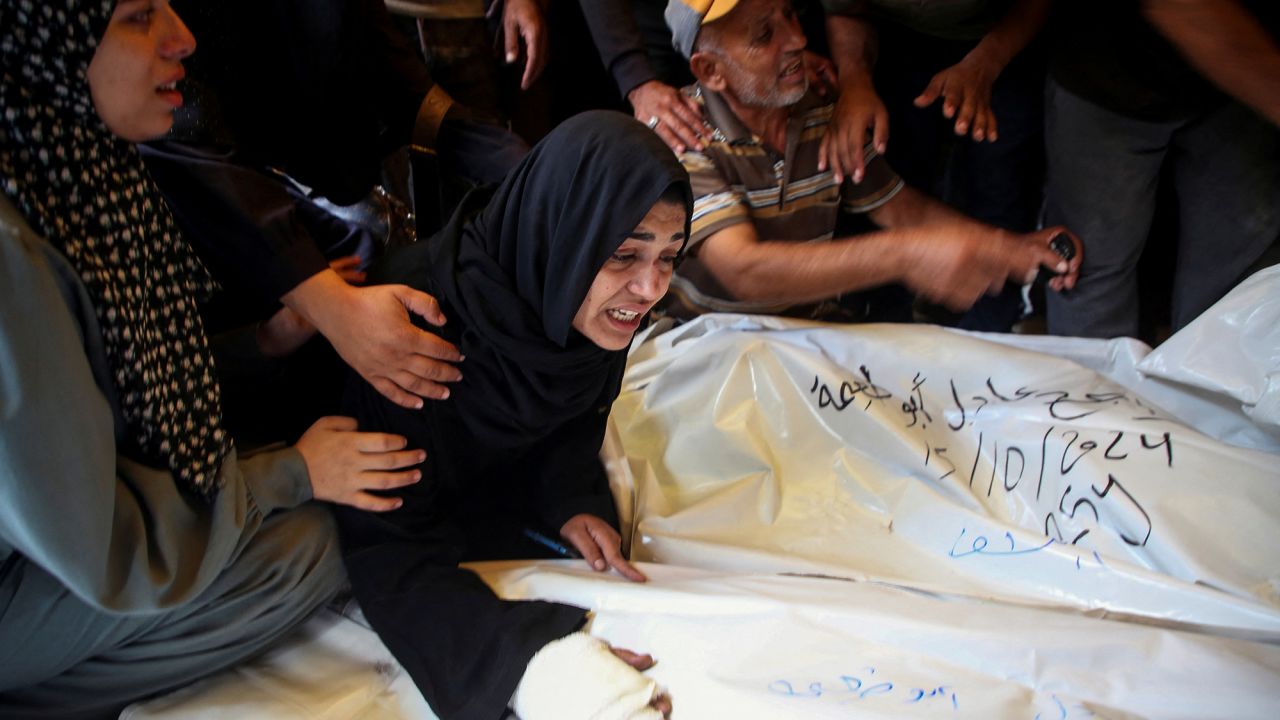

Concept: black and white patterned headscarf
[[1, 0, 231, 497]]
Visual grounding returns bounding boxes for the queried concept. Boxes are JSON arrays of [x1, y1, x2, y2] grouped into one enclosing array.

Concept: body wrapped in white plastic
[[127, 268, 1280, 719]]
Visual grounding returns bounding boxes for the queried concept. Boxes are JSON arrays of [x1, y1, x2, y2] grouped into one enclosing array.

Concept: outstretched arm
[[694, 188, 1079, 311], [1142, 0, 1280, 125]]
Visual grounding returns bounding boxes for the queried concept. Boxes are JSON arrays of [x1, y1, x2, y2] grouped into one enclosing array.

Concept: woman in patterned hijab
[[0, 0, 424, 501], [0, 0, 230, 493], [0, 1, 422, 714]]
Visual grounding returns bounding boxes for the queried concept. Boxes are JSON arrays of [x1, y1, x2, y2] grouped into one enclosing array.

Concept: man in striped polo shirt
[[659, 0, 1080, 322]]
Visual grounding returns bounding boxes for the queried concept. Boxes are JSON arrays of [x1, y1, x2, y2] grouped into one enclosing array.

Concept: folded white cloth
[[512, 632, 664, 720]]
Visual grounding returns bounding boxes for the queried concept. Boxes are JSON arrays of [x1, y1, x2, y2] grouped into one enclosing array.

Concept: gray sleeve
[[0, 199, 315, 614]]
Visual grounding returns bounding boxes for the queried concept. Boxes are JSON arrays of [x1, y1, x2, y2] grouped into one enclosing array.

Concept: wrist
[[281, 269, 353, 334], [837, 63, 875, 92], [884, 229, 928, 286], [627, 80, 659, 104], [964, 41, 1008, 78]]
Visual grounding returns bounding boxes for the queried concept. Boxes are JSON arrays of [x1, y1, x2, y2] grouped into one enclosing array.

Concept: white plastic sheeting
[[127, 562, 1280, 720], [1136, 265, 1280, 440], [127, 268, 1280, 718], [610, 314, 1280, 637], [960, 265, 1280, 453]]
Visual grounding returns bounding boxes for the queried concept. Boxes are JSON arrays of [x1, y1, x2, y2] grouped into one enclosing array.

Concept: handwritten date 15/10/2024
[[809, 368, 1166, 551]]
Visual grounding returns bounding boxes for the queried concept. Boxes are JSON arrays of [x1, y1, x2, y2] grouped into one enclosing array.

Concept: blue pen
[[522, 528, 582, 559]]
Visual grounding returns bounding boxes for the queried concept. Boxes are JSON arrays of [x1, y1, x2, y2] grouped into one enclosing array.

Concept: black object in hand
[[1036, 232, 1075, 286], [1048, 232, 1075, 262]]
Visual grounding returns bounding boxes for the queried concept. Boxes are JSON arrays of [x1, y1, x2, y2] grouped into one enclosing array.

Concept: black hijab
[[427, 110, 691, 450], [0, 0, 231, 497]]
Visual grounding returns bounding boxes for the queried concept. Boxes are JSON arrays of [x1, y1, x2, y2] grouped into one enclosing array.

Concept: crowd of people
[[1, 0, 1275, 718]]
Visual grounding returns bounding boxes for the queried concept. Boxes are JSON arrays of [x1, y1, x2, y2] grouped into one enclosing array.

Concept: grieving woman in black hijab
[[334, 111, 691, 720]]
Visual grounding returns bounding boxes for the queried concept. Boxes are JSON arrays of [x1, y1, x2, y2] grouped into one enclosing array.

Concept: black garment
[[170, 0, 431, 205], [580, 0, 829, 99], [333, 111, 691, 720], [144, 0, 529, 310], [579, 0, 693, 97], [1048, 0, 1279, 122]]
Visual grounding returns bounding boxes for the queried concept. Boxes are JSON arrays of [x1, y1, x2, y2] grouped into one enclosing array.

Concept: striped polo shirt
[[664, 86, 903, 320]]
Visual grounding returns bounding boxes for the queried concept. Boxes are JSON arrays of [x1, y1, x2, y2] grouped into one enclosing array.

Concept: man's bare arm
[[822, 11, 888, 183], [697, 221, 910, 304], [696, 189, 1077, 311], [1142, 0, 1280, 125]]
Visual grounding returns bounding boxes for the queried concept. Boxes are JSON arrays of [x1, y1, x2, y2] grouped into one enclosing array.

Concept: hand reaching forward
[[559, 513, 646, 582], [295, 416, 424, 511], [902, 224, 1081, 311], [914, 53, 1002, 142]]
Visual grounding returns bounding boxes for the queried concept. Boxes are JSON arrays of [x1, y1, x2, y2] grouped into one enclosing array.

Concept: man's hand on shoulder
[[630, 80, 711, 154], [820, 75, 888, 185]]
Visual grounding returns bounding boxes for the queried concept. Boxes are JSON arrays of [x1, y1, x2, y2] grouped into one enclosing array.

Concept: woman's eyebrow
[[627, 231, 688, 242]]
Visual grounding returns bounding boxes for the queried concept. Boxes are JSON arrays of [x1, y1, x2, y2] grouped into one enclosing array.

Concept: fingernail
[[594, 560, 606, 571], [506, 52, 516, 63], [877, 143, 886, 153], [417, 451, 427, 462], [1056, 261, 1068, 273], [394, 500, 404, 509], [412, 471, 422, 482], [439, 389, 450, 400], [853, 169, 863, 184], [414, 399, 424, 409]]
